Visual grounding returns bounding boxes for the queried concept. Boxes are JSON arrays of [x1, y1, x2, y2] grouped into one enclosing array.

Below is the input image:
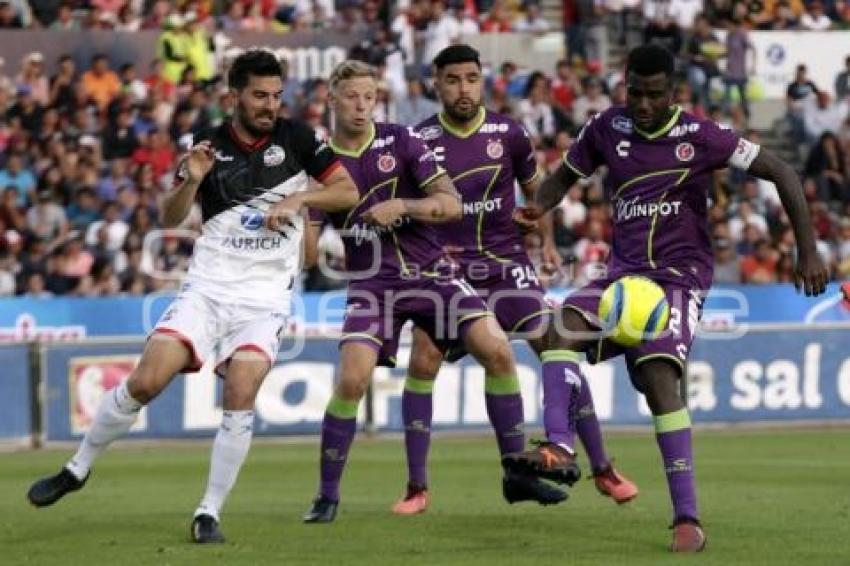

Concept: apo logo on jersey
[[675, 142, 695, 162], [486, 139, 504, 159], [240, 209, 265, 231], [263, 145, 286, 167], [419, 125, 443, 141], [377, 153, 396, 173]]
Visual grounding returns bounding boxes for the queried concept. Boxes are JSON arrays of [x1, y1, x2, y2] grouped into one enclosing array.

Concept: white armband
[[727, 138, 760, 170]]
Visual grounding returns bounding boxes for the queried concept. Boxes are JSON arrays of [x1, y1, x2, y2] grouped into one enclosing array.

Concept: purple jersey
[[416, 109, 539, 271], [317, 122, 445, 283], [565, 106, 742, 289]]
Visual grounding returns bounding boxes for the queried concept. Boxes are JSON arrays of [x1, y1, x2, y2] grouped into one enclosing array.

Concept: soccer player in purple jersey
[[510, 44, 828, 552], [391, 45, 638, 516], [298, 61, 565, 523]]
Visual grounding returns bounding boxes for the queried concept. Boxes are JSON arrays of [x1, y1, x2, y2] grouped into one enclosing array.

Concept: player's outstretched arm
[[536, 162, 580, 214], [405, 173, 462, 223], [517, 174, 561, 271], [300, 166, 360, 213], [160, 141, 214, 228], [747, 148, 829, 296], [361, 172, 461, 228], [266, 167, 358, 231]]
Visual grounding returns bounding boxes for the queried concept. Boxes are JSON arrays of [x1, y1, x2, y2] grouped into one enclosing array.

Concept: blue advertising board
[[38, 326, 850, 442], [0, 344, 31, 441]]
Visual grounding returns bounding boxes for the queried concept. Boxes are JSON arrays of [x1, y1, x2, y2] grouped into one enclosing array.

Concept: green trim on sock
[[404, 376, 435, 394], [327, 395, 359, 419], [484, 374, 520, 396], [540, 349, 581, 363], [653, 408, 691, 433]]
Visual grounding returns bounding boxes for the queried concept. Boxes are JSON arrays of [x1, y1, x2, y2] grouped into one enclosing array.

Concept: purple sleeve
[[564, 112, 604, 177], [308, 208, 325, 224], [403, 126, 444, 189], [698, 119, 740, 170], [510, 123, 539, 185]]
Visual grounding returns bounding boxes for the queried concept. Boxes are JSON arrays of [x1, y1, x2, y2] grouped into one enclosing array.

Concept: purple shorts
[[561, 273, 706, 372], [341, 275, 491, 367], [468, 263, 551, 335]]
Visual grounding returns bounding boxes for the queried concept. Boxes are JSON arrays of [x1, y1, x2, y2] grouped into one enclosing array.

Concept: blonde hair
[[329, 60, 378, 91]]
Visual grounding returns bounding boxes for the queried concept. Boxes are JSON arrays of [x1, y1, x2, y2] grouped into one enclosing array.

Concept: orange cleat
[[391, 486, 429, 515], [670, 518, 707, 553], [593, 465, 638, 504]]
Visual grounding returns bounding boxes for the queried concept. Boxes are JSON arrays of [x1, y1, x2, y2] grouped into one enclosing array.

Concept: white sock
[[194, 410, 254, 521], [66, 381, 143, 481]]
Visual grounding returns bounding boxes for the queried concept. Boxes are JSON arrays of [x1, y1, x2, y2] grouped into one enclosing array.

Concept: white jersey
[[175, 119, 341, 308]]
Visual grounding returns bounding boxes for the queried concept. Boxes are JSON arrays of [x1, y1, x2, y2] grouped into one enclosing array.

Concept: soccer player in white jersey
[[26, 50, 359, 544]]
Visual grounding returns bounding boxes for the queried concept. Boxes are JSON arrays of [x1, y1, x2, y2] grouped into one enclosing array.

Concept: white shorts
[[152, 288, 289, 376]]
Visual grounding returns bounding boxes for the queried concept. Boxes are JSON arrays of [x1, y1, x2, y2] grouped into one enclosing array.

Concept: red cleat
[[391, 485, 429, 515], [593, 465, 638, 504], [670, 518, 707, 553]]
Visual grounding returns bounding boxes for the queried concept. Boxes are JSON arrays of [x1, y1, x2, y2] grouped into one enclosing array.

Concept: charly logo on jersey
[[377, 153, 396, 173], [611, 116, 633, 134], [615, 195, 683, 221], [263, 144, 286, 167], [419, 125, 443, 141], [675, 142, 695, 162], [240, 209, 265, 231], [486, 139, 504, 160], [215, 150, 234, 162]]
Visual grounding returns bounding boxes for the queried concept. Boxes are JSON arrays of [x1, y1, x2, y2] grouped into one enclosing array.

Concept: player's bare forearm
[[748, 149, 817, 254], [536, 162, 579, 213], [302, 167, 359, 212], [303, 216, 321, 269], [520, 175, 555, 247], [405, 172, 461, 223], [160, 178, 200, 228]]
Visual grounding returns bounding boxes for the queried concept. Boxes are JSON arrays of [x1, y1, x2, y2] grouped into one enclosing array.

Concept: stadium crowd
[[0, 0, 848, 297]]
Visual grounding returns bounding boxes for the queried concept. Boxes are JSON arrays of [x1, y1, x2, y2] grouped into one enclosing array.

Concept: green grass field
[[2, 429, 849, 566]]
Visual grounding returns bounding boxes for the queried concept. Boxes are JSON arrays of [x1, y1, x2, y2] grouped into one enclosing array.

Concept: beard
[[443, 97, 480, 122], [236, 104, 275, 137]]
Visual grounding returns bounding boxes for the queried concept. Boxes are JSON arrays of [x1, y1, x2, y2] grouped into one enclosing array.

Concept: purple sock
[[574, 372, 610, 473], [402, 376, 434, 488], [541, 351, 582, 450], [319, 399, 358, 502], [654, 409, 699, 522], [484, 375, 524, 455]]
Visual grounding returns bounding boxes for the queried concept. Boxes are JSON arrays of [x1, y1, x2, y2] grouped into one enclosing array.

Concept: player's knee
[[126, 368, 162, 405], [408, 351, 440, 381], [636, 360, 684, 415], [480, 337, 515, 376], [222, 381, 260, 411], [336, 373, 370, 401]]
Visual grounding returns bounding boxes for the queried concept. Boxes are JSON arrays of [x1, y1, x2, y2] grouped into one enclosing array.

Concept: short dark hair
[[92, 53, 108, 64], [433, 44, 481, 70], [227, 49, 282, 90], [626, 44, 675, 78]]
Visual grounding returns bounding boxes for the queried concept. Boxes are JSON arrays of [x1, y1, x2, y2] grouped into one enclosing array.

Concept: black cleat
[[501, 441, 582, 486], [303, 496, 338, 523], [27, 467, 89, 507], [502, 470, 568, 505], [191, 514, 225, 544]]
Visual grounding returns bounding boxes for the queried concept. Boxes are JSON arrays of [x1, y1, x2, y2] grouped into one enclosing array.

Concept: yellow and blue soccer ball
[[598, 276, 670, 347]]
